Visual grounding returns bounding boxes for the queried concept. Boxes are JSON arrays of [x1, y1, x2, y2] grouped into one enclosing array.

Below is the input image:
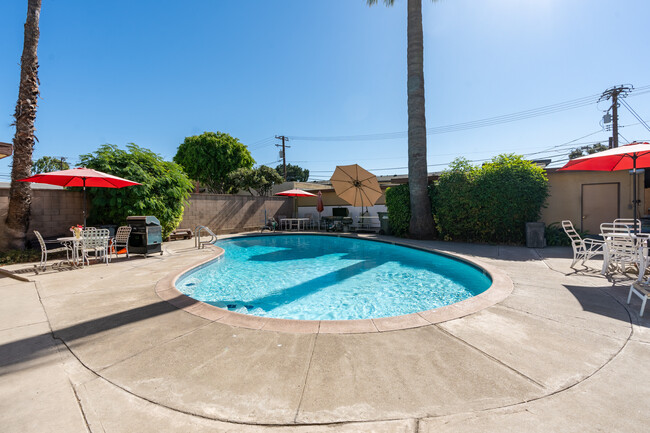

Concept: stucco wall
[[540, 170, 644, 232], [295, 188, 387, 208]]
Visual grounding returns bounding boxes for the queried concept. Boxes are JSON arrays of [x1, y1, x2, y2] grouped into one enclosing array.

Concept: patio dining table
[[279, 218, 310, 230], [600, 231, 650, 276], [56, 236, 83, 267], [57, 231, 112, 267]]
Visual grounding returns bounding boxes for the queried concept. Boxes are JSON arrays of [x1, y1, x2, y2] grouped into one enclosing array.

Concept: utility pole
[[275, 135, 290, 181], [59, 156, 66, 170], [599, 85, 633, 148]]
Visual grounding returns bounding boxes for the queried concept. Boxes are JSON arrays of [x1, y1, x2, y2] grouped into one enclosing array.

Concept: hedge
[[386, 155, 549, 244], [433, 155, 549, 244]]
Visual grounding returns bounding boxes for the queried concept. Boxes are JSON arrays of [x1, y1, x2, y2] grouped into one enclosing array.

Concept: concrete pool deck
[[1, 233, 649, 432]]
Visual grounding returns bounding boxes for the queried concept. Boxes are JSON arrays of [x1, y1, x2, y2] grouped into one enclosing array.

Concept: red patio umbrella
[[19, 167, 141, 227], [275, 189, 316, 219], [275, 188, 317, 197], [559, 141, 650, 233], [316, 190, 324, 226]]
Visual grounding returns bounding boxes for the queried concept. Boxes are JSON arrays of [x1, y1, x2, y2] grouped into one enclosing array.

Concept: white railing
[[194, 225, 217, 249]]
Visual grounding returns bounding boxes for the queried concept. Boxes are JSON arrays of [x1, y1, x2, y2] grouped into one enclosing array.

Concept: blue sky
[[1, 0, 649, 182]]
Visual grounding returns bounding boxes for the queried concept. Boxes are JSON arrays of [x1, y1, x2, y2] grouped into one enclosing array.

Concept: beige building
[[540, 169, 645, 234]]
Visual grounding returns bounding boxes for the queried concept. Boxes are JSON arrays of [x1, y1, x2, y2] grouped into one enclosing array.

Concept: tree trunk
[[407, 0, 435, 239], [1, 0, 41, 251]]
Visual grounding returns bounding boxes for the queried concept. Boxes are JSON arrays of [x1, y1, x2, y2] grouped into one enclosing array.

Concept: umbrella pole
[[633, 157, 638, 234], [83, 178, 87, 228]]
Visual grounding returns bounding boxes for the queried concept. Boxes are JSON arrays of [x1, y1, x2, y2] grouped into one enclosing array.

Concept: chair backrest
[[561, 220, 583, 244], [613, 218, 642, 233], [600, 222, 636, 257], [34, 230, 46, 251], [114, 226, 131, 243], [600, 222, 632, 236], [82, 227, 110, 248]]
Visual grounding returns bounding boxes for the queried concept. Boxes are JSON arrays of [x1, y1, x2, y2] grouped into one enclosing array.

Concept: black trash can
[[526, 222, 546, 248]]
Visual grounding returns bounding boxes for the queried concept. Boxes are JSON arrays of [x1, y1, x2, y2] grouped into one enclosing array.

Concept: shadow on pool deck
[[0, 295, 196, 370]]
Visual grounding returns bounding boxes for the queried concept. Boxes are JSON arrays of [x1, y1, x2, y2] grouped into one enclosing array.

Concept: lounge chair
[[561, 220, 605, 269], [261, 218, 277, 233]]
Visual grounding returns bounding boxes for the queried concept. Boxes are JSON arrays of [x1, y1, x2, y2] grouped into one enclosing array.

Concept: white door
[[581, 183, 619, 234]]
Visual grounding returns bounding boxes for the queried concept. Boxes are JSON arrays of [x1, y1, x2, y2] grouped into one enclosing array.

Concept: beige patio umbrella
[[330, 164, 382, 211]]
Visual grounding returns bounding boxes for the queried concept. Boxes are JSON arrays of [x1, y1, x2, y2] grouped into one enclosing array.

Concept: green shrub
[[174, 131, 254, 193], [432, 158, 479, 241], [385, 184, 411, 237], [79, 144, 194, 238], [433, 155, 549, 244], [0, 248, 41, 265], [385, 183, 436, 238], [544, 221, 590, 247]]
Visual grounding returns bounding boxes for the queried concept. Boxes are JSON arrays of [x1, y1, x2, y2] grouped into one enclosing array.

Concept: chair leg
[[628, 286, 634, 304]]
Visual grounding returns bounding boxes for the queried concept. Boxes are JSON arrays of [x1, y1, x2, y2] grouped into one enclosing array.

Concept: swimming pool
[[176, 235, 492, 321]]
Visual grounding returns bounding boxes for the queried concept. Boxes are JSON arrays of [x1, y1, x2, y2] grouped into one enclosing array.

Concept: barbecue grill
[[126, 216, 163, 256]]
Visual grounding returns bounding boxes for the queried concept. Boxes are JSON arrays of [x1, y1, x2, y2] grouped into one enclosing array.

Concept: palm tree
[[1, 0, 42, 251], [368, 0, 435, 239]]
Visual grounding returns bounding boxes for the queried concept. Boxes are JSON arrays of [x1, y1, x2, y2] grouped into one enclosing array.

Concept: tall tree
[[569, 143, 608, 159], [174, 131, 255, 194], [275, 163, 309, 182], [230, 165, 284, 196], [32, 156, 70, 174], [1, 0, 42, 250], [368, 0, 435, 239]]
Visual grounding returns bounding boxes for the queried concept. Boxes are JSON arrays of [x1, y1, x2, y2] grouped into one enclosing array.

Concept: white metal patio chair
[[110, 226, 131, 259], [33, 230, 69, 274], [561, 220, 605, 269], [600, 223, 638, 275], [80, 228, 110, 266], [304, 213, 316, 230], [628, 280, 650, 317]]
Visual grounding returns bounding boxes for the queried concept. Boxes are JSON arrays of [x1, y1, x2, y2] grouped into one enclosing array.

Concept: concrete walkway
[[1, 234, 648, 432]]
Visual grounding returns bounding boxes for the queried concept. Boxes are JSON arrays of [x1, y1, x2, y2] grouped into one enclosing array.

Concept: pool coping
[[154, 232, 514, 334]]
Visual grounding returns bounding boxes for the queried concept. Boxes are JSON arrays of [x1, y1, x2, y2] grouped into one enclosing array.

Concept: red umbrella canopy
[[19, 167, 141, 188], [275, 188, 317, 197], [559, 142, 650, 172], [316, 190, 324, 213]]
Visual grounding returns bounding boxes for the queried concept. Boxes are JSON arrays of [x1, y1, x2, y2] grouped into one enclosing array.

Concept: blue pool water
[[177, 235, 492, 321]]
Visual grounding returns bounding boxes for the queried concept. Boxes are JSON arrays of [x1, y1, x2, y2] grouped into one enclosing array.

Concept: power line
[[620, 99, 650, 133], [291, 93, 603, 142], [304, 128, 622, 177], [288, 85, 650, 143]]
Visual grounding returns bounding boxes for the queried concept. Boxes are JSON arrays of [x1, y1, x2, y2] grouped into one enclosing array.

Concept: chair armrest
[[584, 238, 605, 252]]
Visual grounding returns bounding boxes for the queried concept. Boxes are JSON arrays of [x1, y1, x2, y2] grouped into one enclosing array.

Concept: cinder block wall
[[178, 194, 293, 234], [0, 188, 293, 247], [0, 187, 84, 245]]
